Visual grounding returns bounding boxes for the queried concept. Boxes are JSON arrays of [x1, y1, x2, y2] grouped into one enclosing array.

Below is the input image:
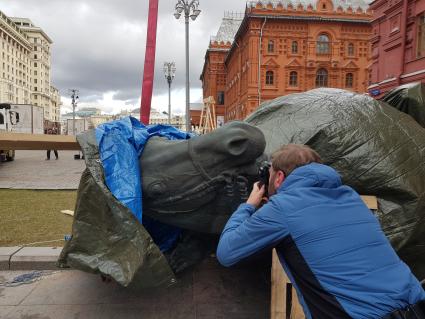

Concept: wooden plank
[[271, 249, 286, 319], [360, 195, 378, 210], [290, 287, 305, 319], [199, 102, 205, 132], [0, 133, 80, 150], [271, 249, 305, 319]]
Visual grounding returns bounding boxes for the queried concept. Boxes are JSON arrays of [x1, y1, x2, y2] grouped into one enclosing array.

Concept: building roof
[[0, 11, 31, 49], [202, 13, 243, 80], [190, 103, 204, 111], [247, 0, 369, 11], [10, 17, 53, 43], [150, 108, 168, 119], [210, 12, 244, 44], [63, 108, 101, 118]]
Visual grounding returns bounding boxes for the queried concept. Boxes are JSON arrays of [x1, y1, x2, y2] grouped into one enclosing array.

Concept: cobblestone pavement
[[0, 258, 270, 319], [0, 150, 85, 190]]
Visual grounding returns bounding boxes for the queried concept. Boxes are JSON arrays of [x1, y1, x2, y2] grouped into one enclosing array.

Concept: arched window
[[289, 71, 298, 86], [348, 43, 355, 56], [292, 41, 298, 54], [316, 68, 328, 87], [317, 34, 330, 54], [268, 40, 274, 53], [266, 71, 274, 85], [345, 73, 353, 88], [217, 91, 225, 105]]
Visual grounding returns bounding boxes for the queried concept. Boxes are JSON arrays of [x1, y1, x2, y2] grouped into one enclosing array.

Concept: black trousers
[[47, 150, 58, 159], [382, 300, 425, 319]]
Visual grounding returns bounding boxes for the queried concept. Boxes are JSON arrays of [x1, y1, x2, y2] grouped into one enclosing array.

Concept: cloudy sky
[[2, 0, 246, 115]]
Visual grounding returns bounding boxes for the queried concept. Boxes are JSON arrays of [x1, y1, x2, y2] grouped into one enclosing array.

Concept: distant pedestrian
[[46, 128, 58, 160]]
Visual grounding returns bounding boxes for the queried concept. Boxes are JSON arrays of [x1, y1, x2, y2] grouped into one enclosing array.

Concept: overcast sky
[[2, 1, 246, 115]]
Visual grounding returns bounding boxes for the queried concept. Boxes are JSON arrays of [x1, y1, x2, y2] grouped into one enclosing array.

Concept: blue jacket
[[217, 163, 425, 319]]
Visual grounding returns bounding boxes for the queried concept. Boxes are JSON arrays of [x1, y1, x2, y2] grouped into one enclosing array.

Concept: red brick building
[[368, 0, 425, 97], [199, 13, 243, 125], [201, 0, 373, 122]]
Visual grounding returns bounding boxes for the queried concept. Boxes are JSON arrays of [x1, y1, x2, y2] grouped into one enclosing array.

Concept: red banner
[[140, 0, 159, 125]]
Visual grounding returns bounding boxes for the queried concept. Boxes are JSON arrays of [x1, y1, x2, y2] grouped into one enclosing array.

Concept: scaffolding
[[198, 96, 217, 134]]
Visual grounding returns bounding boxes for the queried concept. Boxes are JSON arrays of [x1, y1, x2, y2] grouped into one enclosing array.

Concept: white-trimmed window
[[316, 68, 328, 87], [268, 40, 275, 53], [317, 34, 330, 54], [345, 73, 353, 88], [348, 43, 355, 56], [266, 71, 274, 85], [418, 14, 425, 57], [289, 71, 298, 86], [292, 41, 298, 54]]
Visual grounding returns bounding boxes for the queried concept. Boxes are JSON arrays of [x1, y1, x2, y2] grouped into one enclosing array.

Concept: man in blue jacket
[[217, 144, 425, 319]]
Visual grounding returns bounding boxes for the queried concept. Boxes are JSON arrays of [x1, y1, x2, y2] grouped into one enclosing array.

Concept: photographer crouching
[[217, 144, 425, 319]]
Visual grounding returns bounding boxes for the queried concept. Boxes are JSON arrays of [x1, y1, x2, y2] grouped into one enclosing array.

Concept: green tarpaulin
[[381, 82, 425, 128], [60, 88, 425, 287]]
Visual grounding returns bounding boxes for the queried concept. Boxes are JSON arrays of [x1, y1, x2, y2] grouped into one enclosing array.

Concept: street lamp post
[[163, 62, 176, 125], [70, 89, 79, 135], [174, 0, 201, 132]]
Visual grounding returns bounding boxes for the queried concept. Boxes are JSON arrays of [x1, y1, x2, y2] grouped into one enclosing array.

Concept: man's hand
[[246, 182, 265, 208]]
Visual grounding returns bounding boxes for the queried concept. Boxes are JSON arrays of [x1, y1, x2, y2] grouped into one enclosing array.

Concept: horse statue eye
[[147, 182, 165, 198]]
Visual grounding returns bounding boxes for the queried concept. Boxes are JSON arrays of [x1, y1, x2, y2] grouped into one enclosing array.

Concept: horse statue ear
[[225, 135, 251, 157]]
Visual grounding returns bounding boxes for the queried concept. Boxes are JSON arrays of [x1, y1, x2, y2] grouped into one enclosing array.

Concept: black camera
[[258, 161, 271, 194]]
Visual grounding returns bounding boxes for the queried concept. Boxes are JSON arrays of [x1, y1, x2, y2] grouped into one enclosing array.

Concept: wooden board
[[271, 249, 286, 319], [360, 195, 378, 210], [271, 249, 305, 319], [0, 133, 80, 150]]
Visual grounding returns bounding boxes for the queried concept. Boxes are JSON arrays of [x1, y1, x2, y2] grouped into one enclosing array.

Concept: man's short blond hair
[[271, 144, 322, 176]]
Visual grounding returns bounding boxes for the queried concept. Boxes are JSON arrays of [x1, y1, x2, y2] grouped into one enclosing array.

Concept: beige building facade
[[0, 11, 61, 123], [149, 109, 186, 130], [117, 108, 186, 131], [0, 11, 32, 105]]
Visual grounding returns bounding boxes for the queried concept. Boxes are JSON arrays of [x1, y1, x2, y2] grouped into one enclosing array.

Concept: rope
[[0, 271, 58, 287], [19, 239, 65, 247], [0, 238, 70, 288]]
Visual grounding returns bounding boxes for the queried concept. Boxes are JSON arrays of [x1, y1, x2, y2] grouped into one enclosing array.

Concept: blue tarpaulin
[[95, 116, 191, 251]]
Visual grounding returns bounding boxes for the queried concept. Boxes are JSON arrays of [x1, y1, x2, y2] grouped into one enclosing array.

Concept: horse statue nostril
[[236, 176, 249, 201], [225, 182, 234, 197]]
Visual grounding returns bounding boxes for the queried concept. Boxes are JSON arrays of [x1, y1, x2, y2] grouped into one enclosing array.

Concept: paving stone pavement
[[0, 257, 271, 319], [0, 150, 85, 189]]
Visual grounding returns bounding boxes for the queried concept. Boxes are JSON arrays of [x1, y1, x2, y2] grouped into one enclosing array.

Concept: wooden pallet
[[270, 195, 378, 319]]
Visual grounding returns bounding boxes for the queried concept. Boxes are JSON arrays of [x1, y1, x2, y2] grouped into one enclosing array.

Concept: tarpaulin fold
[[95, 117, 190, 223], [95, 117, 191, 252], [381, 82, 425, 128], [58, 130, 176, 288], [59, 121, 265, 287]]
